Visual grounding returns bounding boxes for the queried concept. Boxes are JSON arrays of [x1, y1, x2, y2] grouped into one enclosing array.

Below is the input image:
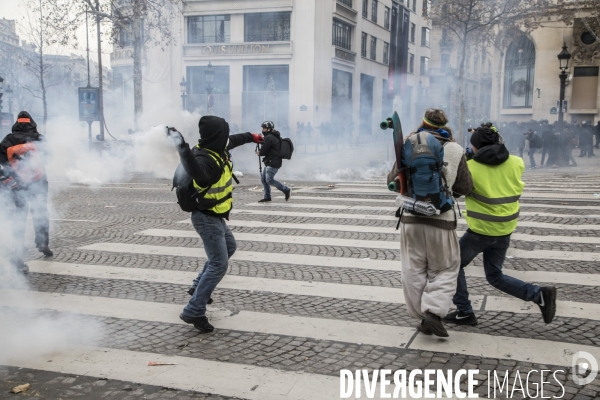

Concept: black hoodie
[[176, 116, 254, 218], [472, 143, 510, 166], [258, 130, 283, 168], [0, 111, 51, 166]]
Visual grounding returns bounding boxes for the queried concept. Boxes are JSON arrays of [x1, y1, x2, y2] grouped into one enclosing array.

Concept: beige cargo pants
[[400, 223, 460, 320]]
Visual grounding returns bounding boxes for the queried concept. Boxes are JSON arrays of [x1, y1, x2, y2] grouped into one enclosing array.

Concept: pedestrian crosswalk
[[1, 174, 599, 399]]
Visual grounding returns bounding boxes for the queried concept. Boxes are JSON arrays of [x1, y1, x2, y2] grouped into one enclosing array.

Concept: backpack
[[401, 131, 453, 216], [172, 149, 231, 213], [278, 137, 294, 160], [7, 142, 44, 183]]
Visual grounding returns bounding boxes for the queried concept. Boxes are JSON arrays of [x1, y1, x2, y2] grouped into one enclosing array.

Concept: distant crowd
[[493, 120, 598, 168]]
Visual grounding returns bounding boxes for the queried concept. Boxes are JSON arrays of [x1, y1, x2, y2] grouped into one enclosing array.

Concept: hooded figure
[[443, 125, 557, 327], [0, 111, 54, 274], [169, 115, 264, 334]]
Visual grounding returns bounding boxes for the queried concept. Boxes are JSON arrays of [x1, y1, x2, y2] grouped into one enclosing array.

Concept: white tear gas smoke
[[45, 110, 202, 185], [0, 185, 101, 365]]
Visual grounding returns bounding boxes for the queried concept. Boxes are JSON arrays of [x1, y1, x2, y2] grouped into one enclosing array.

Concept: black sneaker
[[538, 286, 557, 324], [284, 188, 292, 201], [38, 245, 54, 257], [416, 320, 432, 335], [186, 286, 213, 304], [258, 198, 272, 203], [423, 312, 449, 337], [443, 310, 478, 326], [179, 314, 214, 333]]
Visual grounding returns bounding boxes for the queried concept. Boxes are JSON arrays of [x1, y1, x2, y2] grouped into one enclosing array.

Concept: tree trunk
[[39, 52, 47, 129], [38, 0, 47, 130], [457, 33, 468, 148], [132, 0, 143, 130]]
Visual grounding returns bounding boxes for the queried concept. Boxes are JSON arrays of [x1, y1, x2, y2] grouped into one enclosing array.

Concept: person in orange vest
[[0, 111, 54, 274]]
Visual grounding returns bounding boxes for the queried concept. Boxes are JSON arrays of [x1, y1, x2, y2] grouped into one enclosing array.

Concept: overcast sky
[[1, 0, 112, 66]]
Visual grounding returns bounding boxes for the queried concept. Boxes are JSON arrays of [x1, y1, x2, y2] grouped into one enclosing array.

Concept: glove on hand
[[252, 134, 264, 144], [167, 127, 186, 146]]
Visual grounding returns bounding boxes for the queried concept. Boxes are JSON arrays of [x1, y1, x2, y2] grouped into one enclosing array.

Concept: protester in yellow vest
[[170, 116, 264, 333], [443, 125, 557, 327]]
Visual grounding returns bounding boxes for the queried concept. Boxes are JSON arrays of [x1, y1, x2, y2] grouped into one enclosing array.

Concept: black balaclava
[[198, 116, 230, 153], [11, 111, 40, 140]]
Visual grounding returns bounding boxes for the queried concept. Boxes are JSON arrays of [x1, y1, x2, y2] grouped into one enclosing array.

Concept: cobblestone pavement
[[1, 172, 599, 399]]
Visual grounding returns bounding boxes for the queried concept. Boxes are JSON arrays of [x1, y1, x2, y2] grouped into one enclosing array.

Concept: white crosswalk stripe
[[4, 173, 600, 399], [2, 290, 599, 367], [230, 209, 600, 230], [245, 202, 600, 219]]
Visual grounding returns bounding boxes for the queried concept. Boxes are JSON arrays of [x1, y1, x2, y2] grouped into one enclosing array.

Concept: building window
[[412, 0, 417, 12], [338, 0, 353, 7], [119, 27, 132, 47], [244, 12, 291, 42], [361, 32, 367, 57], [333, 69, 353, 100], [422, 0, 431, 17], [371, 0, 378, 23], [409, 53, 414, 73], [421, 27, 430, 47], [370, 36, 377, 60], [441, 54, 450, 69], [383, 42, 389, 64], [409, 23, 416, 43], [503, 36, 535, 108], [188, 15, 230, 44], [420, 56, 429, 75], [362, 0, 368, 18], [333, 19, 352, 50], [384, 7, 390, 29]]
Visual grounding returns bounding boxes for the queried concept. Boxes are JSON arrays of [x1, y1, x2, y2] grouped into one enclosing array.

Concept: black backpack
[[172, 150, 231, 213], [278, 137, 294, 160]]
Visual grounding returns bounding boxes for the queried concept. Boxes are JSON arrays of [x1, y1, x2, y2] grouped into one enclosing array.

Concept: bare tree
[[76, 0, 182, 129], [17, 0, 76, 129], [432, 0, 549, 144]]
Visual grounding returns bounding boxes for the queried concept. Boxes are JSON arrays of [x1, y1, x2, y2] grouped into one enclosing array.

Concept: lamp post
[[180, 77, 187, 111], [557, 43, 571, 125], [6, 83, 13, 115], [204, 62, 214, 115]]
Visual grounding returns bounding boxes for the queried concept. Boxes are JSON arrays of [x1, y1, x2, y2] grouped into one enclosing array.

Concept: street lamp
[[557, 43, 571, 125], [6, 83, 13, 115], [180, 76, 187, 111], [205, 62, 214, 114]]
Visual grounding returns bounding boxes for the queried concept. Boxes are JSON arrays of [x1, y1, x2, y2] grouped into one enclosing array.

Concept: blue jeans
[[529, 148, 538, 168], [453, 230, 540, 314], [182, 211, 236, 318], [261, 166, 289, 199]]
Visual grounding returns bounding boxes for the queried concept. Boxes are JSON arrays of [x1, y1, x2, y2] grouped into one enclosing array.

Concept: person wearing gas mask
[[168, 116, 264, 333], [257, 121, 292, 203], [0, 111, 54, 274]]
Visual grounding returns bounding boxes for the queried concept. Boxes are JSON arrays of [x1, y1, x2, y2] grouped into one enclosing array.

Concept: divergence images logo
[[572, 351, 598, 386]]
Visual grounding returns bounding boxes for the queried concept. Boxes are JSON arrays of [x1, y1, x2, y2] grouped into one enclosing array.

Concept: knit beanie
[[470, 127, 499, 149]]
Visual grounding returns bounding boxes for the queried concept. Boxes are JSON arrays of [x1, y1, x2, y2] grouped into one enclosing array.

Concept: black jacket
[[258, 130, 283, 168], [176, 116, 254, 219]]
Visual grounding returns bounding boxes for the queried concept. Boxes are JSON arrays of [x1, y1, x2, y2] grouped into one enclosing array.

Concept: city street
[[1, 171, 599, 399]]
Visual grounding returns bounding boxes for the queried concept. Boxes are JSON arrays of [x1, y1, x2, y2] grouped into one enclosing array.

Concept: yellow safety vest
[[192, 146, 233, 215], [465, 155, 525, 236]]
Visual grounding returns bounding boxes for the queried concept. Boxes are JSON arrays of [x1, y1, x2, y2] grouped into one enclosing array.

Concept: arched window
[[503, 36, 536, 108]]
